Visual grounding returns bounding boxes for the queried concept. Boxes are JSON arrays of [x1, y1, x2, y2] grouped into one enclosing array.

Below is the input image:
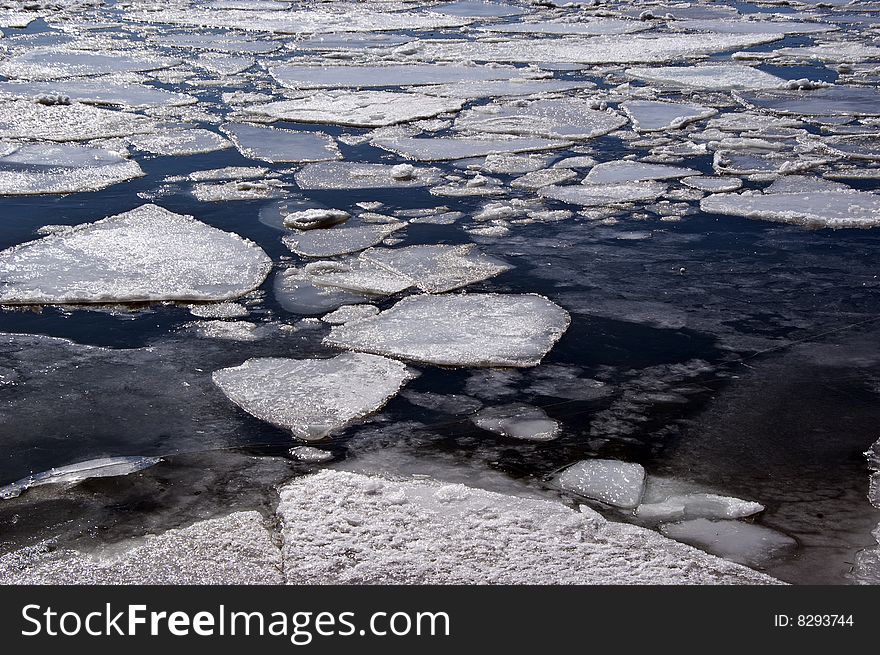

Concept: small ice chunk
[[456, 99, 627, 140], [472, 404, 559, 441], [626, 64, 786, 90], [289, 446, 334, 463], [0, 50, 180, 80], [271, 63, 523, 88], [324, 293, 570, 368], [583, 161, 698, 184], [511, 168, 578, 190], [539, 181, 667, 207], [371, 136, 569, 161], [554, 459, 647, 509], [283, 222, 406, 258], [0, 204, 272, 304], [188, 302, 249, 319], [660, 519, 797, 567], [0, 456, 161, 500], [0, 143, 144, 195], [621, 100, 717, 132], [212, 353, 415, 440], [244, 90, 465, 127], [321, 304, 379, 325], [637, 493, 765, 522], [295, 162, 441, 189], [283, 208, 350, 231], [222, 123, 341, 163], [191, 179, 287, 202], [188, 320, 261, 341], [682, 176, 742, 192]]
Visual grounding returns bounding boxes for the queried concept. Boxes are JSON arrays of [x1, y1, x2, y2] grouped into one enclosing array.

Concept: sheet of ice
[[456, 99, 627, 140], [672, 18, 836, 35], [0, 143, 145, 195], [0, 511, 283, 584], [700, 189, 880, 229], [682, 175, 742, 192], [244, 90, 465, 127], [289, 446, 334, 463], [321, 304, 379, 325], [621, 100, 717, 132], [0, 100, 157, 141], [477, 18, 648, 35], [554, 459, 646, 509], [371, 135, 569, 162], [736, 86, 880, 117], [0, 50, 181, 80], [0, 456, 162, 500], [771, 43, 880, 62], [154, 32, 281, 54], [0, 11, 43, 28], [584, 161, 699, 184], [539, 181, 668, 207], [324, 293, 570, 368], [0, 204, 272, 304], [637, 493, 765, 522], [626, 64, 786, 90], [511, 168, 577, 190], [302, 258, 413, 296], [189, 301, 249, 318], [430, 1, 528, 17], [295, 162, 441, 189], [191, 179, 288, 202], [222, 123, 340, 163], [418, 79, 595, 99], [271, 63, 524, 89], [0, 80, 197, 108], [413, 33, 783, 64], [361, 244, 512, 293], [284, 208, 350, 231], [660, 519, 797, 567], [283, 222, 405, 258], [277, 470, 777, 583], [129, 128, 231, 156], [212, 353, 415, 440], [472, 403, 559, 441]]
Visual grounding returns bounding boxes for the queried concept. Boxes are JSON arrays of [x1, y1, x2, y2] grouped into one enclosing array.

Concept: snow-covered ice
[[584, 161, 699, 184], [660, 519, 797, 567], [212, 353, 415, 440], [0, 100, 157, 141], [539, 181, 668, 207], [270, 63, 523, 89], [554, 459, 647, 509], [626, 64, 786, 90], [283, 222, 406, 258], [371, 136, 569, 161], [455, 99, 627, 140]]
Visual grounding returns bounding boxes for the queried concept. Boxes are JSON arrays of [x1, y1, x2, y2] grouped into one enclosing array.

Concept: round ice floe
[[212, 353, 416, 440], [284, 208, 350, 231], [583, 160, 699, 184], [472, 403, 560, 441], [554, 459, 647, 509], [0, 204, 272, 304], [682, 175, 742, 192], [324, 293, 570, 368], [222, 123, 341, 163]]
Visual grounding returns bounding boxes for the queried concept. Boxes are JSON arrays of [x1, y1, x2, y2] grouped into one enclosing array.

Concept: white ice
[[0, 50, 180, 80], [129, 128, 231, 156], [295, 162, 442, 189], [637, 493, 765, 522], [472, 403, 560, 441], [455, 99, 627, 140], [660, 518, 797, 567], [283, 222, 406, 258], [621, 100, 717, 132], [539, 181, 668, 207], [270, 63, 524, 89], [583, 161, 699, 184], [626, 64, 786, 90], [554, 459, 646, 509], [370, 136, 569, 161], [222, 123, 341, 163], [0, 456, 162, 500], [0, 80, 196, 108], [0, 100, 157, 142], [211, 352, 415, 440]]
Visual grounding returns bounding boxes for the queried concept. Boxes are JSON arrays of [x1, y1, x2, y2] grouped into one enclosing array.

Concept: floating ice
[[283, 222, 406, 258], [271, 63, 523, 89], [321, 304, 379, 325], [361, 244, 512, 293], [736, 86, 880, 117], [772, 43, 880, 63], [186, 320, 263, 342], [154, 32, 281, 54], [0, 456, 162, 500], [477, 18, 648, 35], [554, 459, 646, 509], [325, 293, 570, 368], [212, 353, 415, 440], [472, 404, 559, 441], [0, 143, 144, 195], [660, 519, 797, 567], [244, 90, 465, 127], [682, 175, 742, 192], [289, 446, 334, 463], [274, 268, 372, 316], [431, 1, 528, 17], [700, 188, 880, 229], [539, 181, 667, 207], [222, 123, 341, 163], [584, 161, 699, 184], [301, 258, 413, 296], [511, 168, 578, 190], [191, 179, 288, 202], [418, 79, 595, 99], [129, 129, 231, 156], [672, 19, 836, 35], [0, 80, 196, 108], [456, 99, 627, 140], [283, 208, 350, 231], [295, 162, 441, 189], [0, 50, 180, 80], [0, 100, 156, 141], [621, 100, 717, 132], [0, 204, 272, 304], [188, 302, 249, 319], [371, 136, 569, 161], [637, 493, 765, 522], [626, 64, 786, 90]]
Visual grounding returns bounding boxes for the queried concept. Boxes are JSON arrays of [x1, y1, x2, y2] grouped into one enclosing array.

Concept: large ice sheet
[[0, 100, 156, 141], [222, 123, 341, 163], [0, 204, 272, 304], [0, 80, 196, 108], [283, 222, 406, 257], [455, 99, 627, 140], [621, 100, 717, 132], [370, 136, 569, 161], [0, 456, 162, 500], [212, 353, 415, 440], [584, 161, 699, 184], [660, 519, 797, 567], [736, 86, 880, 117], [271, 63, 523, 89], [554, 459, 646, 509], [0, 50, 181, 80], [626, 64, 786, 90], [700, 189, 880, 229], [324, 293, 570, 367], [243, 90, 465, 127], [0, 143, 145, 195], [295, 162, 442, 189], [539, 181, 667, 207]]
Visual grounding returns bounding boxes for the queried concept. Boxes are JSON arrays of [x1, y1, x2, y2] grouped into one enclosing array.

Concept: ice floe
[[539, 180, 668, 207], [0, 80, 197, 108], [222, 123, 341, 163], [295, 162, 442, 189], [621, 100, 717, 132], [637, 493, 765, 522], [660, 519, 797, 567], [212, 353, 415, 440], [583, 161, 699, 184], [0, 456, 162, 500], [270, 63, 523, 89], [736, 86, 880, 117], [626, 64, 786, 90], [371, 136, 569, 161], [129, 128, 231, 156], [0, 204, 272, 304], [554, 459, 646, 509], [472, 403, 559, 441], [283, 208, 350, 231], [0, 50, 180, 81], [0, 100, 157, 141], [283, 222, 406, 258], [455, 99, 627, 140]]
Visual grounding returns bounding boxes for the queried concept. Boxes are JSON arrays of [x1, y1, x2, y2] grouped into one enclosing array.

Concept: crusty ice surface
[[271, 63, 524, 89], [0, 204, 272, 304], [554, 459, 647, 509], [0, 456, 161, 500], [212, 353, 415, 440], [129, 128, 231, 156], [455, 99, 627, 140], [0, 100, 157, 141], [283, 222, 406, 258], [222, 123, 341, 163], [0, 80, 196, 108], [371, 136, 569, 161], [0, 143, 145, 195], [539, 180, 668, 207], [584, 161, 699, 184], [243, 90, 465, 127], [736, 86, 880, 117], [660, 519, 797, 568], [0, 50, 180, 80], [324, 293, 570, 368]]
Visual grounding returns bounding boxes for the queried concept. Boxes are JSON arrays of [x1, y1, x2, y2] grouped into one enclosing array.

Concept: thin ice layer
[[0, 204, 272, 304], [0, 456, 162, 500], [626, 64, 786, 90], [324, 293, 570, 368], [295, 162, 442, 189], [0, 80, 196, 108], [554, 459, 646, 509], [455, 99, 627, 140], [271, 63, 523, 89], [539, 181, 667, 207], [621, 100, 717, 132], [283, 223, 406, 258], [212, 353, 415, 440], [222, 123, 341, 163], [0, 100, 156, 142], [583, 161, 699, 184], [370, 136, 569, 162]]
